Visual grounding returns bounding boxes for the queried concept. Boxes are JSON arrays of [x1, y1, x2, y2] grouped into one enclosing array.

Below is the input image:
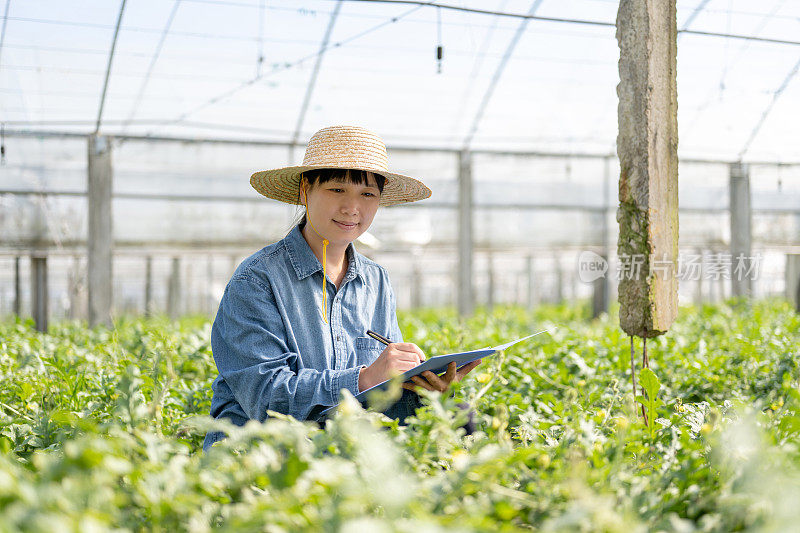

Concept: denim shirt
[[204, 223, 402, 448]]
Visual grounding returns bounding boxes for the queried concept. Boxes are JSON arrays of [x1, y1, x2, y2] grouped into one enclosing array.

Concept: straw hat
[[250, 125, 431, 207]]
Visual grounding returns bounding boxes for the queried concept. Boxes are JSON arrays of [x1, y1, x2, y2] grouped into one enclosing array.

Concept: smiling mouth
[[333, 220, 358, 229]]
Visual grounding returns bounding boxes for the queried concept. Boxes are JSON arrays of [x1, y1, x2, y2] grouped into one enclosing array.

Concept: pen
[[366, 329, 392, 346], [367, 330, 426, 363]]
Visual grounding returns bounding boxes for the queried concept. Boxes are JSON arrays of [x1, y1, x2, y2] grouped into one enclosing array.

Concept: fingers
[[421, 370, 449, 392], [444, 361, 457, 383], [410, 375, 437, 391], [387, 360, 419, 376], [456, 359, 482, 380], [391, 342, 426, 362]]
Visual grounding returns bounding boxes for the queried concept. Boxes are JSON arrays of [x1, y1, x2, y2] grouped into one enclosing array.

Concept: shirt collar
[[284, 223, 364, 283]]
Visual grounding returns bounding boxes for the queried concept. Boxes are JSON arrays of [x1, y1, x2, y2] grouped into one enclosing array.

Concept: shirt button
[[336, 335, 341, 342]]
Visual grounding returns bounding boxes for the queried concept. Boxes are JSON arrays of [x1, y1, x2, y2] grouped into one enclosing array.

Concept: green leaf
[[639, 368, 661, 400]]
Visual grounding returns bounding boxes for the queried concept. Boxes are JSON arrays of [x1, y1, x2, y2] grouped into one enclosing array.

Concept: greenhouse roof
[[2, 0, 800, 162]]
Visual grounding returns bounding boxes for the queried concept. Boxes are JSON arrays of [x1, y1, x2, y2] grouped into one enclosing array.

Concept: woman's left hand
[[402, 359, 482, 393]]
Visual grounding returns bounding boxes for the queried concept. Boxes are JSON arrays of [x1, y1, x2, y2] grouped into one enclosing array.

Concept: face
[[301, 172, 381, 246]]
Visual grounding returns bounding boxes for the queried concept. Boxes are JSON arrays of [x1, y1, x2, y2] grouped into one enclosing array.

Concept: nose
[[340, 194, 359, 216]]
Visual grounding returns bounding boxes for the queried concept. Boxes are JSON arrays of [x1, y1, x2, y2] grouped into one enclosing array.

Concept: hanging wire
[[738, 54, 800, 160], [683, 1, 787, 141], [143, 1, 438, 139], [95, 0, 128, 134], [1, 122, 6, 165], [257, 0, 266, 77], [435, 5, 442, 73], [121, 0, 181, 136], [0, 0, 11, 70]]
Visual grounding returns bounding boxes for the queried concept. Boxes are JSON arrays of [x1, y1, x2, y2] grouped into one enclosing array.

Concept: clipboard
[[320, 328, 554, 415]]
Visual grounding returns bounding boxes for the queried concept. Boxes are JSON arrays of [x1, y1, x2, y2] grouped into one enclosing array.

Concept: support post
[[13, 256, 21, 316], [206, 255, 214, 315], [729, 162, 752, 297], [457, 150, 474, 317], [616, 0, 679, 338], [554, 254, 563, 303], [68, 255, 81, 320], [31, 254, 48, 332], [410, 262, 422, 309], [487, 250, 495, 311], [694, 248, 704, 304], [167, 256, 181, 319], [88, 134, 113, 328], [786, 254, 800, 312], [145, 256, 153, 317], [593, 157, 612, 318], [526, 254, 536, 309]]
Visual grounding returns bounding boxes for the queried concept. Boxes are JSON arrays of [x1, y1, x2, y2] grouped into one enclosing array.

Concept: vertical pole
[[13, 256, 21, 316], [68, 255, 79, 320], [554, 253, 563, 303], [526, 254, 536, 309], [186, 261, 194, 315], [730, 162, 752, 297], [88, 134, 113, 328], [694, 248, 704, 304], [31, 254, 48, 332], [616, 0, 679, 338], [144, 255, 153, 317], [487, 250, 495, 311], [457, 150, 474, 317], [167, 256, 181, 319], [411, 261, 422, 309], [785, 254, 800, 313], [593, 157, 612, 318], [206, 255, 214, 315]]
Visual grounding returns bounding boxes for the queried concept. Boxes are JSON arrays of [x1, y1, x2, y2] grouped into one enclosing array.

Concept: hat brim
[[250, 165, 432, 207]]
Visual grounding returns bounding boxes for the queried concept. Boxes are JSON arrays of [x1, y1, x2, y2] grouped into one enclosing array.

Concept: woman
[[203, 126, 481, 451]]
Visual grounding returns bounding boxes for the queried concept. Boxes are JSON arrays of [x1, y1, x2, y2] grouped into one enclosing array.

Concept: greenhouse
[[1, 0, 799, 531]]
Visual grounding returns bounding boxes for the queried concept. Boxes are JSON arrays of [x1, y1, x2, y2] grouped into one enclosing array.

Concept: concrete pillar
[[457, 150, 474, 317], [616, 0, 679, 338], [167, 256, 181, 319], [31, 254, 48, 332], [730, 163, 752, 297], [144, 256, 153, 317], [87, 135, 113, 328], [13, 256, 21, 316], [786, 254, 800, 312]]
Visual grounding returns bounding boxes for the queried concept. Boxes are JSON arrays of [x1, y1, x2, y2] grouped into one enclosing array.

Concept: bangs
[[302, 168, 386, 193]]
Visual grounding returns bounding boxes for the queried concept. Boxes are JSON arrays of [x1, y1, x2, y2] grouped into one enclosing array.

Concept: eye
[[329, 188, 344, 193], [363, 192, 376, 197]]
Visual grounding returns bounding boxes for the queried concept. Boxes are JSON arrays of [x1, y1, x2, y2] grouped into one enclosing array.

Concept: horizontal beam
[[4, 128, 800, 165], [2, 188, 799, 214]]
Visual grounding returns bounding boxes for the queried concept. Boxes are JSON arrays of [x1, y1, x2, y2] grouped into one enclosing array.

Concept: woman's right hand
[[358, 343, 426, 392]]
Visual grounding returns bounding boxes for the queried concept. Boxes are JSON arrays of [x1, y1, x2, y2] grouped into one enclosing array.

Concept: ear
[[299, 177, 308, 206]]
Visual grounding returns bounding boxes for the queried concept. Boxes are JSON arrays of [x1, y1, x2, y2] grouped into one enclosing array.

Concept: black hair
[[294, 168, 386, 228], [298, 168, 386, 198]]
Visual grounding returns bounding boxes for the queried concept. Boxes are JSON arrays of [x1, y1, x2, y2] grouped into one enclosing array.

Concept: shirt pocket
[[355, 336, 384, 363]]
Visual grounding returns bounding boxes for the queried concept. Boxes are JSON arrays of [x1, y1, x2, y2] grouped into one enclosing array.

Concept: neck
[[301, 223, 348, 271]]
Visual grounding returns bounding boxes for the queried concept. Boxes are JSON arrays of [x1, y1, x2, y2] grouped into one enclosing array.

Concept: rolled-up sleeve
[[211, 275, 362, 422]]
